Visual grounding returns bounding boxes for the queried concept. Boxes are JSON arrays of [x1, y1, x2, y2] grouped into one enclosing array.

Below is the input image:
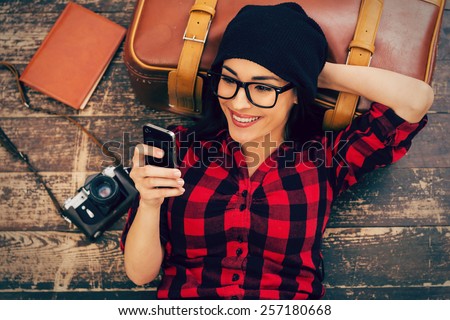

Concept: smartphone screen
[[143, 123, 177, 168]]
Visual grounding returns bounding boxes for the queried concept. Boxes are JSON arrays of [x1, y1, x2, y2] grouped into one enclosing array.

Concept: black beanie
[[211, 2, 328, 105]]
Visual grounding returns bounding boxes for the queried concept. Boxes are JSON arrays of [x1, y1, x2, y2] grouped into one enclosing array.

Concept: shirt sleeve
[[119, 125, 189, 253], [167, 124, 191, 164], [326, 102, 428, 196]]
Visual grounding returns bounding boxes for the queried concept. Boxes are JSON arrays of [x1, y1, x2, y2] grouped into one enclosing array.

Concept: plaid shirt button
[[241, 190, 248, 197], [236, 248, 243, 256], [232, 274, 240, 281], [239, 204, 246, 211], [237, 235, 243, 243]]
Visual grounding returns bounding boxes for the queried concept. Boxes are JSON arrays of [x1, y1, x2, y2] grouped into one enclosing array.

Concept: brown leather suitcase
[[123, 0, 445, 129]]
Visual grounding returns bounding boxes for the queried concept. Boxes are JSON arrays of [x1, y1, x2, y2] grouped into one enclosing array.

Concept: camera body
[[62, 165, 138, 240]]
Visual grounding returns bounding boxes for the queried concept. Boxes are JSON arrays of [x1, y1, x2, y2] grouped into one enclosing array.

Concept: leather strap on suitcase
[[322, 0, 383, 130], [167, 0, 217, 116]]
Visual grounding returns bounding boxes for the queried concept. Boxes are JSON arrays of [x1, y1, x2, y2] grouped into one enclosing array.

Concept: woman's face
[[218, 58, 297, 147]]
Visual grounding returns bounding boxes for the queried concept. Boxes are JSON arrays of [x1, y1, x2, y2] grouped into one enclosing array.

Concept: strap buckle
[[18, 151, 28, 162], [345, 48, 373, 67], [182, 18, 212, 44]]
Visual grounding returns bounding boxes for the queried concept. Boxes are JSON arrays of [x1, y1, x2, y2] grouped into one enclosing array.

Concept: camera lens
[[89, 175, 120, 206]]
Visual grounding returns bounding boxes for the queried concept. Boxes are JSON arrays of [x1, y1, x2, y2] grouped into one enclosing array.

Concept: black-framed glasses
[[206, 71, 295, 108]]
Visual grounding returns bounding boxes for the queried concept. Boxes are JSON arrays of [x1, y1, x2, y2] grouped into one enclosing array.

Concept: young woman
[[120, 3, 433, 299]]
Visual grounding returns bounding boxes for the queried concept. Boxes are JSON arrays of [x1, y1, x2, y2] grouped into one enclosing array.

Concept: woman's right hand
[[130, 144, 185, 208]]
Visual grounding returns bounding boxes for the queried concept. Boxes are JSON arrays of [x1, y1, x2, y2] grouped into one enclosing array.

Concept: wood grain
[[0, 168, 449, 232], [0, 0, 136, 15], [0, 227, 448, 299], [1, 286, 448, 299], [430, 60, 450, 113], [329, 167, 450, 227], [0, 231, 139, 291], [324, 286, 450, 299], [322, 227, 450, 288]]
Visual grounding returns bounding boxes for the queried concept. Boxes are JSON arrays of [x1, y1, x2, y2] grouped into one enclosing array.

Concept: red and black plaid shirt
[[121, 103, 427, 299]]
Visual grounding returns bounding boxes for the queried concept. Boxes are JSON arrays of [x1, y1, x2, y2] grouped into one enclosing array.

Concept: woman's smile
[[229, 108, 262, 127]]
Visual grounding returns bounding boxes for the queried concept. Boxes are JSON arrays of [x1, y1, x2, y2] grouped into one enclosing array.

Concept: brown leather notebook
[[20, 2, 126, 110]]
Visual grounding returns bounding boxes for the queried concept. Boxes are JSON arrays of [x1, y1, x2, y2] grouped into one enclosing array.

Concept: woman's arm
[[124, 201, 165, 285], [124, 144, 185, 285], [318, 62, 434, 123]]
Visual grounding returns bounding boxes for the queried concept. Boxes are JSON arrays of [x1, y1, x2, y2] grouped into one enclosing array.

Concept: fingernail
[[156, 149, 164, 157], [181, 188, 185, 193], [173, 170, 182, 177], [177, 179, 184, 185]]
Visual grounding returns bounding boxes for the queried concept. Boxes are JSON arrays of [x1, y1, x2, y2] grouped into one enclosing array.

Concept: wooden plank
[[0, 0, 136, 15], [0, 290, 157, 300], [0, 231, 159, 291], [322, 227, 450, 288], [393, 113, 450, 168], [0, 116, 191, 173], [430, 60, 450, 113], [436, 9, 450, 61], [329, 167, 450, 227], [0, 227, 448, 297], [0, 287, 448, 299], [1, 168, 449, 231], [0, 114, 195, 172], [324, 286, 450, 299], [0, 172, 126, 231]]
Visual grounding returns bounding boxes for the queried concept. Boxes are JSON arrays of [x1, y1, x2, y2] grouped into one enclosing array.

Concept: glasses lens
[[208, 72, 278, 108], [215, 75, 238, 99], [247, 84, 277, 108]]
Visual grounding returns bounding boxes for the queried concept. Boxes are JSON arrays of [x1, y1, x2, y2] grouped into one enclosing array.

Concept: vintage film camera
[[62, 165, 138, 240]]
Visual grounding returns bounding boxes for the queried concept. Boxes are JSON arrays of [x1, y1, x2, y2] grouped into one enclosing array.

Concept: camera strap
[[0, 62, 121, 215], [0, 125, 65, 214]]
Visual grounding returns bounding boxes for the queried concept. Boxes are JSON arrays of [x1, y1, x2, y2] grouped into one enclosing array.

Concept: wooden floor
[[0, 0, 449, 300]]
